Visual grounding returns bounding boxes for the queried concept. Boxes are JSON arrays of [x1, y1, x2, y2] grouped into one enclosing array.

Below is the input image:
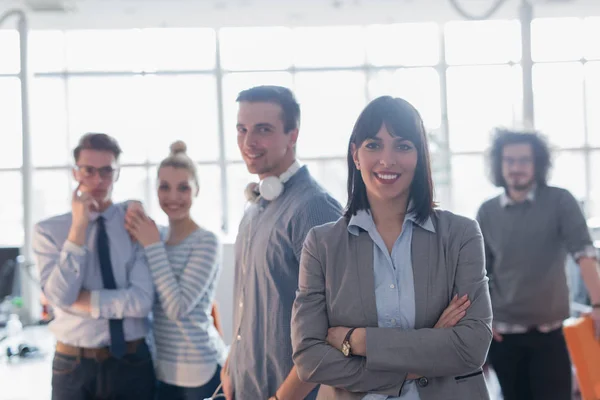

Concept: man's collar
[[500, 185, 536, 208]]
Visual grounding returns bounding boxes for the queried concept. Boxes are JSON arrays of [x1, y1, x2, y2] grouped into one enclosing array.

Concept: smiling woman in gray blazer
[[291, 96, 493, 400]]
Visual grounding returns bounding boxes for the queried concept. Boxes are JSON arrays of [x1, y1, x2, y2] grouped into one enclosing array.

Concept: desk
[[0, 325, 54, 400]]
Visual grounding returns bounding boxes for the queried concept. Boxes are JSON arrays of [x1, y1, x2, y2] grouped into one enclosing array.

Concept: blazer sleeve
[[364, 218, 493, 377], [291, 228, 406, 396]]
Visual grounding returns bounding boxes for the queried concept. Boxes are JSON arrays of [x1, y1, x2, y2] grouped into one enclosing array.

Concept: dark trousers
[[51, 341, 156, 400], [488, 328, 572, 400], [155, 365, 222, 400]]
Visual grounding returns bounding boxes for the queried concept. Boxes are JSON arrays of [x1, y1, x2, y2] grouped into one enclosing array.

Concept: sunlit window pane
[[67, 76, 147, 163], [588, 151, 600, 218], [0, 30, 19, 73], [586, 62, 600, 147], [450, 154, 500, 219], [220, 27, 292, 71], [366, 23, 439, 66], [294, 71, 367, 157], [141, 28, 216, 71], [549, 150, 586, 201], [142, 75, 219, 163], [32, 170, 71, 224], [532, 18, 583, 62], [0, 172, 23, 246], [533, 63, 584, 148], [65, 29, 142, 71], [369, 67, 441, 130], [149, 165, 223, 234], [221, 72, 294, 161], [29, 30, 66, 72], [445, 20, 521, 65], [0, 77, 22, 168], [112, 167, 149, 205], [447, 65, 522, 152], [304, 159, 347, 207], [292, 26, 365, 67], [226, 163, 255, 240], [584, 17, 600, 60], [31, 78, 69, 166]]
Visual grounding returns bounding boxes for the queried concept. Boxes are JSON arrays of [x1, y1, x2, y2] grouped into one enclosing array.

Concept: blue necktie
[[96, 216, 127, 358]]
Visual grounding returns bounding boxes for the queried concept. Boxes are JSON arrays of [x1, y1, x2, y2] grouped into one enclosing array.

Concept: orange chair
[[563, 316, 600, 400]]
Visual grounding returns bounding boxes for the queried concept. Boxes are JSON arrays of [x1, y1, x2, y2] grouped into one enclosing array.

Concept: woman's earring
[[356, 162, 360, 170]]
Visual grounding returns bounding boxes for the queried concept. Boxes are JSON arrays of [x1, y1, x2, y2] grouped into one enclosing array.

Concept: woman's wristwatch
[[341, 327, 358, 357]]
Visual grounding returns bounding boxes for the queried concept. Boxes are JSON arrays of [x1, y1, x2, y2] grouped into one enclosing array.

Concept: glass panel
[[294, 71, 366, 157], [0, 171, 23, 246], [141, 28, 216, 71], [30, 78, 69, 166], [366, 23, 439, 66], [32, 170, 71, 224], [65, 29, 142, 71], [445, 20, 521, 65], [143, 75, 219, 163], [112, 166, 149, 205], [586, 62, 600, 146], [584, 17, 600, 60], [549, 150, 586, 202], [67, 76, 147, 163], [0, 77, 22, 168], [148, 164, 223, 234], [29, 30, 66, 72], [532, 18, 583, 62], [219, 27, 292, 71], [226, 163, 256, 241], [0, 30, 19, 74], [588, 151, 600, 219], [292, 26, 365, 67], [304, 159, 347, 207], [369, 67, 441, 130], [221, 72, 294, 161], [447, 65, 522, 152], [450, 154, 500, 219], [533, 63, 584, 148]]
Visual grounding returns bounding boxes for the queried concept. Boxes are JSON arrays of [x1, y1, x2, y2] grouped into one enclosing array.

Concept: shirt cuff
[[573, 245, 597, 261], [63, 240, 87, 257], [144, 242, 163, 252], [90, 290, 100, 319]]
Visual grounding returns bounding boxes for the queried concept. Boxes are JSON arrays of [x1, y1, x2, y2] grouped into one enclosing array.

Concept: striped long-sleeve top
[[144, 227, 228, 387]]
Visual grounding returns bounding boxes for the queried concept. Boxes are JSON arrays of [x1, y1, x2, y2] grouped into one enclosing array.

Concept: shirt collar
[[500, 185, 536, 208], [347, 208, 435, 236], [89, 202, 118, 222]]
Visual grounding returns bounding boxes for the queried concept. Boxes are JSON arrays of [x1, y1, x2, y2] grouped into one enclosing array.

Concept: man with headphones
[[221, 86, 342, 400]]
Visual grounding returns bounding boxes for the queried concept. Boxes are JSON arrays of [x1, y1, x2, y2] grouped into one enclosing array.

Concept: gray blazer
[[291, 209, 493, 400]]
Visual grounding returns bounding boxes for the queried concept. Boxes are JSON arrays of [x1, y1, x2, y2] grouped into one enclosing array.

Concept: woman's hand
[[434, 294, 470, 328], [125, 206, 160, 247]]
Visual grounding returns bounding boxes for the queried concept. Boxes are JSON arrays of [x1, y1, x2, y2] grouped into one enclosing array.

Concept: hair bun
[[170, 140, 187, 155]]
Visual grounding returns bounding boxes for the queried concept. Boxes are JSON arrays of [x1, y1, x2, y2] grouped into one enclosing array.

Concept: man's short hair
[[73, 133, 122, 162], [236, 85, 301, 133]]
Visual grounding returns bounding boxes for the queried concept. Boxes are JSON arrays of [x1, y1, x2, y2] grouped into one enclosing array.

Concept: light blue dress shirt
[[33, 202, 154, 348], [348, 209, 435, 400]]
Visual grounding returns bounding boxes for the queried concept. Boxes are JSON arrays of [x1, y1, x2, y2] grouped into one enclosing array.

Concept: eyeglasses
[[74, 165, 119, 181], [502, 157, 533, 167]]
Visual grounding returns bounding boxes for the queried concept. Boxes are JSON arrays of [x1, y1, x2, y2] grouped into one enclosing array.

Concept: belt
[[55, 338, 144, 362]]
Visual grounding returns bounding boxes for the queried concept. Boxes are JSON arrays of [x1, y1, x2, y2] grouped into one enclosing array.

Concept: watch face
[[342, 341, 350, 357]]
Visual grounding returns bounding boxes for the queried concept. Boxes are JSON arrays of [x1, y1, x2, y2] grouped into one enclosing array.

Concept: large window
[[2, 17, 600, 247]]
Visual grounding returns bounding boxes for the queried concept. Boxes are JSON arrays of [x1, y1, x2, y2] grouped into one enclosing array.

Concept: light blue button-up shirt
[[348, 209, 435, 400], [33, 202, 154, 348]]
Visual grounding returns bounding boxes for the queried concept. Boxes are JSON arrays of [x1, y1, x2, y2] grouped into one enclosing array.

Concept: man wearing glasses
[[476, 129, 600, 400], [33, 133, 155, 400]]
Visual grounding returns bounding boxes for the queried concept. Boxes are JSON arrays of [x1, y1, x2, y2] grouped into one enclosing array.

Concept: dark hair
[[73, 133, 122, 162], [236, 85, 300, 133], [488, 128, 552, 188], [344, 96, 435, 224]]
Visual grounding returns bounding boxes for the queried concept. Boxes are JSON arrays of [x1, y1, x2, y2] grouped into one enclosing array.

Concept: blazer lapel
[[354, 230, 379, 327], [411, 224, 431, 329]]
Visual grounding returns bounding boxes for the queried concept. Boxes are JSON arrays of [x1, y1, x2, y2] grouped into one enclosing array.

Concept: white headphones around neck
[[244, 161, 301, 203]]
